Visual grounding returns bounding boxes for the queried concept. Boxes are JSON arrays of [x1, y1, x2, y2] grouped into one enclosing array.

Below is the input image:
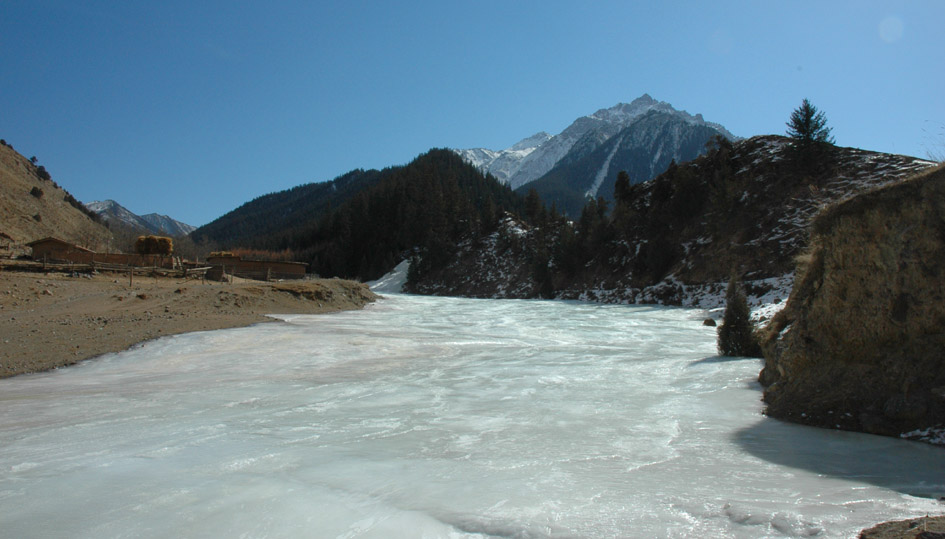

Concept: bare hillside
[[0, 141, 112, 250]]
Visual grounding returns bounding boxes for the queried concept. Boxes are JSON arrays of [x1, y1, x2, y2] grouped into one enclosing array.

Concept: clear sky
[[2, 1, 943, 227]]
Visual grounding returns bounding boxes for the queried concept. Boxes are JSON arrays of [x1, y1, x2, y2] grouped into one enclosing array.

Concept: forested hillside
[[411, 136, 936, 306], [191, 168, 383, 250], [193, 149, 524, 281]]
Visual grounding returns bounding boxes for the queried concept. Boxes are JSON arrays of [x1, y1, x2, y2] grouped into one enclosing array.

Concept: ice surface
[[2, 295, 942, 538]]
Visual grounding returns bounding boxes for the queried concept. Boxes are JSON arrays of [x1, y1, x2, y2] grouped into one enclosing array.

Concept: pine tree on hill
[[786, 98, 836, 174], [786, 98, 835, 146]]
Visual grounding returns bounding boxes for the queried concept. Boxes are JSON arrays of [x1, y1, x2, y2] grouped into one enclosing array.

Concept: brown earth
[[859, 516, 945, 539], [0, 142, 112, 249], [0, 264, 378, 378], [759, 164, 945, 437]]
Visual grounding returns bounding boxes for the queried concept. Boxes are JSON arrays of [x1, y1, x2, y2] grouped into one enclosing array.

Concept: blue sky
[[2, 1, 943, 226]]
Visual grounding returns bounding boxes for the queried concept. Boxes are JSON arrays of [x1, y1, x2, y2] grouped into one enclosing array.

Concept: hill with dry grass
[[760, 163, 945, 442], [0, 140, 112, 252]]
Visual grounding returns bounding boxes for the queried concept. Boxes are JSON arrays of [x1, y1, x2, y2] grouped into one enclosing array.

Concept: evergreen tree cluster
[[193, 149, 523, 282], [191, 168, 383, 250], [306, 149, 522, 281]]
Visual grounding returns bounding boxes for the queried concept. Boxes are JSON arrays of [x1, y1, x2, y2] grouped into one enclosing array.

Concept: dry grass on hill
[[0, 142, 112, 249]]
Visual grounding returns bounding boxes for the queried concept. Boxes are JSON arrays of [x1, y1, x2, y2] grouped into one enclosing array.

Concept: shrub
[[30, 186, 43, 198], [718, 275, 762, 357]]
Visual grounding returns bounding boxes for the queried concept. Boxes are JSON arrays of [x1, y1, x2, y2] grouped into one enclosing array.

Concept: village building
[[26, 237, 94, 262], [27, 237, 176, 270], [23, 238, 309, 281], [205, 254, 307, 281]]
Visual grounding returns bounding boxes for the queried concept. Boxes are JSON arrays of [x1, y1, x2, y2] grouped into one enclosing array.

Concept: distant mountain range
[[455, 94, 737, 215], [85, 199, 195, 236]]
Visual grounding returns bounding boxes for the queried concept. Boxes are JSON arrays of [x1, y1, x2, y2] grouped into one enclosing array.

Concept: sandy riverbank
[[0, 266, 378, 378]]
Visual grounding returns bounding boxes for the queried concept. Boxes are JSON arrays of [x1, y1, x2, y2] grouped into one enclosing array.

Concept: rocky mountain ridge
[[455, 94, 736, 203], [522, 109, 735, 216], [85, 199, 196, 236]]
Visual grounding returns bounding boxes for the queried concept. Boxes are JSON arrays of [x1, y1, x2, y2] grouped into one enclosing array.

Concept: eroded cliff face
[[759, 164, 945, 439]]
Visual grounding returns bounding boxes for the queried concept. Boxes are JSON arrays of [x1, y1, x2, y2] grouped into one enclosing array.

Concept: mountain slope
[[0, 140, 112, 250], [190, 168, 383, 250], [521, 110, 730, 216], [140, 213, 195, 236], [85, 200, 153, 232], [455, 94, 735, 194], [454, 132, 552, 185], [85, 200, 196, 237], [192, 149, 524, 281], [411, 136, 937, 307]]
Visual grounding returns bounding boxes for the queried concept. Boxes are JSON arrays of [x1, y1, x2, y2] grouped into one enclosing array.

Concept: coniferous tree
[[613, 170, 631, 204], [717, 274, 762, 357], [786, 98, 835, 146]]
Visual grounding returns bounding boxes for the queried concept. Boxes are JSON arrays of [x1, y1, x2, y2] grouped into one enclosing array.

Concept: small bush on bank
[[718, 275, 762, 357]]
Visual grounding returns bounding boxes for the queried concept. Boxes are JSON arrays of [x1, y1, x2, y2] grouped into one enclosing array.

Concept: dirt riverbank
[[0, 266, 377, 378]]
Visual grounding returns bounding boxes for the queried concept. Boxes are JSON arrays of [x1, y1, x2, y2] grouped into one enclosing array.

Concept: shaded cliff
[[759, 164, 945, 441]]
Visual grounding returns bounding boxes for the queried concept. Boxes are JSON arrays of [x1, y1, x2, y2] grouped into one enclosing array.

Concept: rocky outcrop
[[759, 164, 945, 439]]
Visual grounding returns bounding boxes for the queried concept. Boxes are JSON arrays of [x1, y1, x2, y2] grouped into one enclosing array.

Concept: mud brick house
[[205, 254, 307, 281]]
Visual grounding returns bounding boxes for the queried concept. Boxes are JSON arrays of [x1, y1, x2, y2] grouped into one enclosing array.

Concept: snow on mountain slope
[[586, 134, 625, 198], [524, 109, 733, 216], [85, 200, 152, 231], [140, 213, 196, 236], [454, 132, 551, 184], [455, 94, 735, 190], [86, 199, 195, 236]]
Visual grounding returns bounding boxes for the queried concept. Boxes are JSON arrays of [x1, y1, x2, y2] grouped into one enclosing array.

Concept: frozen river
[[1, 294, 943, 537]]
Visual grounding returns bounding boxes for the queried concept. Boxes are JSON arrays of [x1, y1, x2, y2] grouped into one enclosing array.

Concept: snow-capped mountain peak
[[587, 94, 665, 123], [454, 94, 736, 190], [508, 132, 553, 152], [85, 199, 195, 236]]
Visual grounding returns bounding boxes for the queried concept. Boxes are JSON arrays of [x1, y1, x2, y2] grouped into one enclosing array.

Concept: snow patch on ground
[[558, 273, 793, 322], [901, 426, 945, 446], [368, 259, 409, 293]]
